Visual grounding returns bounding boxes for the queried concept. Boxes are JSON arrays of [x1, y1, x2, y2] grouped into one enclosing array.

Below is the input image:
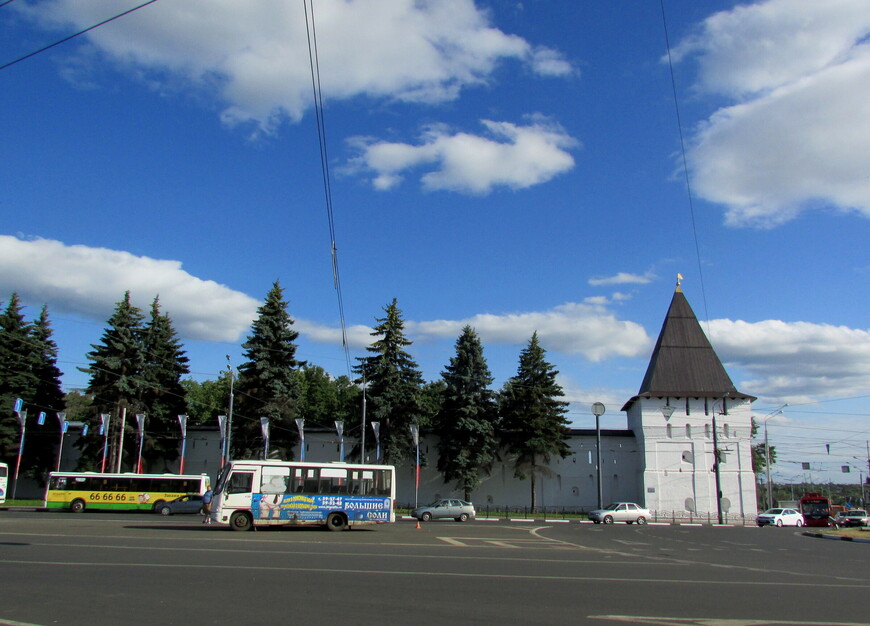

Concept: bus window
[[227, 472, 254, 495], [303, 468, 320, 493], [320, 467, 347, 494], [289, 468, 305, 493], [261, 467, 289, 494]]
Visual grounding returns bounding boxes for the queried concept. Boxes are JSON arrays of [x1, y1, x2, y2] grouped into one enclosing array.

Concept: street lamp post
[[760, 405, 787, 510], [592, 402, 606, 509]]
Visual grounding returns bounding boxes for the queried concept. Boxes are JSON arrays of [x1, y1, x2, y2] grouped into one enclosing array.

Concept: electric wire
[[659, 0, 711, 328], [0, 0, 160, 72], [302, 0, 352, 378]]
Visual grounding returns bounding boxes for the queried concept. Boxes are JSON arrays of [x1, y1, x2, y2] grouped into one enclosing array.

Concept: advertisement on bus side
[[252, 493, 391, 522]]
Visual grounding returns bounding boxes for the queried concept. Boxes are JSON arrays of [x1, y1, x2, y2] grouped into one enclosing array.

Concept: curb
[[400, 515, 752, 527], [803, 531, 870, 544]]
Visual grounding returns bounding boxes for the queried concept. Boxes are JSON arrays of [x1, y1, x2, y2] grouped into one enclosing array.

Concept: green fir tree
[[0, 293, 38, 466], [354, 299, 424, 466], [80, 292, 146, 471], [23, 306, 66, 481], [436, 326, 499, 500], [234, 281, 304, 460], [139, 297, 190, 470], [499, 332, 571, 512]]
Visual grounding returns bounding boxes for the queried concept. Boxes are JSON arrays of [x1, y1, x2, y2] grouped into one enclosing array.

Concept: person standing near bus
[[202, 488, 213, 524]]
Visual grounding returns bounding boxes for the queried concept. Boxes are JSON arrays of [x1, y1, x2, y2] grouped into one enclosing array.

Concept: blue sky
[[2, 0, 869, 486]]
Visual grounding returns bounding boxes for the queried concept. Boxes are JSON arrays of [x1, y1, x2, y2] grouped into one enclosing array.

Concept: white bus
[[211, 460, 395, 531], [0, 462, 8, 504], [44, 472, 210, 513]]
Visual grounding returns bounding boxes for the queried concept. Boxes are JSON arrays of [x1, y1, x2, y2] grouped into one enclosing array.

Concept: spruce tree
[[81, 292, 146, 471], [436, 326, 498, 500], [0, 294, 38, 465], [24, 306, 66, 479], [140, 297, 190, 469], [499, 332, 571, 512], [353, 299, 424, 466], [234, 281, 304, 460]]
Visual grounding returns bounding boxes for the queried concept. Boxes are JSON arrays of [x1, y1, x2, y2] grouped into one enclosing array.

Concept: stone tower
[[622, 281, 758, 518]]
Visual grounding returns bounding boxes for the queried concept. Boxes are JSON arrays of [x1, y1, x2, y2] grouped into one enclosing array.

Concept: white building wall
[[627, 396, 758, 518]]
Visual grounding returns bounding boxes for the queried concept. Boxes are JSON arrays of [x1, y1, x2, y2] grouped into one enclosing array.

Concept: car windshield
[[603, 503, 620, 511], [765, 509, 784, 514]]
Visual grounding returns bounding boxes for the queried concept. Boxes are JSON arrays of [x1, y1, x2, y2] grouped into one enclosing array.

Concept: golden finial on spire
[[676, 273, 683, 292]]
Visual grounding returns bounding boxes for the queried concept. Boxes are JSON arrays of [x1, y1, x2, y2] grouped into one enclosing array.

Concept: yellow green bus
[[45, 471, 210, 513]]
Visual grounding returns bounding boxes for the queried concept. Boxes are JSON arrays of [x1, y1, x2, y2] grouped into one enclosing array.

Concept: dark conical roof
[[622, 287, 755, 410]]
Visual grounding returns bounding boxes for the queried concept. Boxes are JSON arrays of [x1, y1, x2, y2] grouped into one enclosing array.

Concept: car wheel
[[152, 500, 165, 512], [326, 512, 347, 532], [159, 506, 171, 516], [457, 513, 469, 522], [636, 516, 647, 525], [795, 519, 803, 527], [603, 515, 614, 524], [230, 511, 252, 531], [776, 519, 783, 527], [70, 499, 86, 514], [421, 512, 432, 522]]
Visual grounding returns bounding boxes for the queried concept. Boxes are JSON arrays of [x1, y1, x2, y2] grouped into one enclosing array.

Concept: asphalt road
[[0, 511, 867, 625]]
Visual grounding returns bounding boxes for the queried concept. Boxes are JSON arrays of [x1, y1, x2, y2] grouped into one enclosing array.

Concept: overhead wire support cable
[[0, 0, 160, 72], [303, 0, 352, 376]]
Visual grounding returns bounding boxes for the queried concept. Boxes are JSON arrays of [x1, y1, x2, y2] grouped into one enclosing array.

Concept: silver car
[[411, 498, 475, 522], [588, 502, 650, 524]]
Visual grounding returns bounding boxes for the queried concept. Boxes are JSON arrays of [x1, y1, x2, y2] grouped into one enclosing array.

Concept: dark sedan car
[[155, 494, 205, 516]]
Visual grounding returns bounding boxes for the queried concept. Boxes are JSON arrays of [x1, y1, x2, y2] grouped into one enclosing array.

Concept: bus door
[[221, 470, 256, 513]]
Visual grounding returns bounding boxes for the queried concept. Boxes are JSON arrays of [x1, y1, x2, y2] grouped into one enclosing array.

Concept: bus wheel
[[326, 512, 347, 531], [70, 499, 86, 514], [230, 511, 252, 531]]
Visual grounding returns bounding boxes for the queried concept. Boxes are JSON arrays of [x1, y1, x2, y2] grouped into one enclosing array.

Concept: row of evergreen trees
[[1, 283, 572, 508]]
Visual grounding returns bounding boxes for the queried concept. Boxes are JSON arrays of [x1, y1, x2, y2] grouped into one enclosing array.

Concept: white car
[[588, 502, 651, 524], [756, 508, 804, 527]]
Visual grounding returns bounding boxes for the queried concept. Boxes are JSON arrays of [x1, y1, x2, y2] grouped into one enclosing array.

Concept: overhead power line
[[303, 0, 352, 377], [0, 0, 160, 72]]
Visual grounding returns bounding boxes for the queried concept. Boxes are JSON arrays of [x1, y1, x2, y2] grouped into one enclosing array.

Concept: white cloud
[[347, 117, 578, 194], [0, 236, 258, 342], [674, 0, 870, 226], [20, 0, 571, 134], [410, 302, 650, 361], [588, 272, 654, 286], [708, 318, 870, 402]]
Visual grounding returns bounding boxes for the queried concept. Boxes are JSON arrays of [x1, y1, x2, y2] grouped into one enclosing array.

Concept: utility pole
[[712, 411, 723, 524], [225, 356, 235, 464]]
